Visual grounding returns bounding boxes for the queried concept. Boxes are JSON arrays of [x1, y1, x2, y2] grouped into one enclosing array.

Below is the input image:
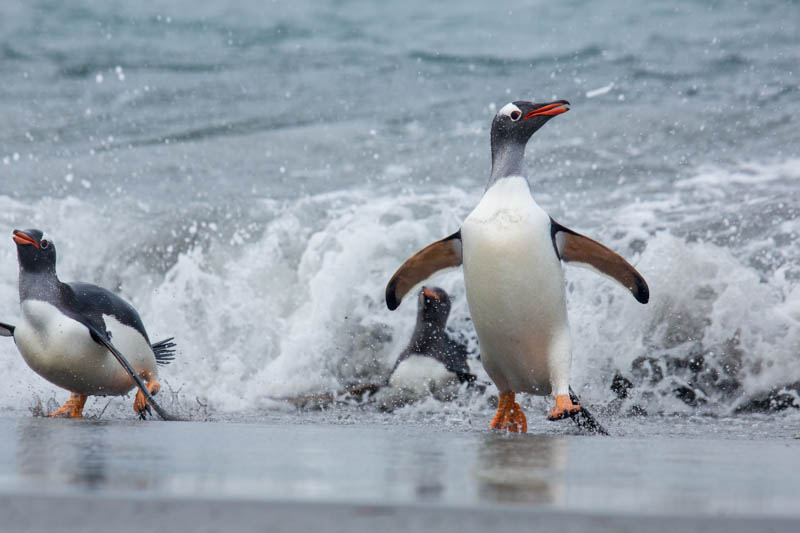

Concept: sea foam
[[0, 160, 798, 419]]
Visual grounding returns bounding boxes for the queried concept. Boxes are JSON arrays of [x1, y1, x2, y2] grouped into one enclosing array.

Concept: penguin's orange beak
[[12, 231, 38, 248], [525, 100, 570, 119], [422, 287, 440, 301]]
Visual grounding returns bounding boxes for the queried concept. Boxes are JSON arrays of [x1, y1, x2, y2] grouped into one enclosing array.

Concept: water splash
[[0, 160, 798, 420]]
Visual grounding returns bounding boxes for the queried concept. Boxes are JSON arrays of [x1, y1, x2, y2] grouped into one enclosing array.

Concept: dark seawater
[[0, 0, 799, 423]]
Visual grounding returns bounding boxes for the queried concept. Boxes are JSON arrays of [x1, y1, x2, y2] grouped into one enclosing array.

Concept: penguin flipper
[[87, 326, 179, 421], [385, 230, 462, 310], [550, 219, 649, 304], [0, 321, 15, 337]]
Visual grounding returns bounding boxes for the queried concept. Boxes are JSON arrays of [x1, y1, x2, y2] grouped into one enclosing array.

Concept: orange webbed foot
[[547, 394, 581, 421], [134, 379, 160, 419], [48, 393, 88, 418], [489, 392, 512, 429], [490, 392, 528, 433]]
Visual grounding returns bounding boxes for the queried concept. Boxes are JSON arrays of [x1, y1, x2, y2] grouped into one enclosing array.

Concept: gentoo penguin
[[0, 229, 176, 420], [386, 286, 475, 402], [386, 100, 649, 432], [282, 286, 475, 409]]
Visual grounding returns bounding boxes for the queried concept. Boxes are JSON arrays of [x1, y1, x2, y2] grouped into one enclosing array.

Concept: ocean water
[[0, 0, 798, 424]]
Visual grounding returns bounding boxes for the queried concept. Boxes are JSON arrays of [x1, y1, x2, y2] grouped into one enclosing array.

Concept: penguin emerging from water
[[384, 286, 475, 403], [386, 100, 649, 432], [284, 286, 475, 408], [0, 229, 176, 419]]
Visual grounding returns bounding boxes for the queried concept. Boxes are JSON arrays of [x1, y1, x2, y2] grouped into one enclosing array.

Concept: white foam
[[0, 157, 798, 419]]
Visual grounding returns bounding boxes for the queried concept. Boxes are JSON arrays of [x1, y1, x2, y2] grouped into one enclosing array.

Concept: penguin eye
[[509, 110, 521, 121], [40, 239, 49, 249]]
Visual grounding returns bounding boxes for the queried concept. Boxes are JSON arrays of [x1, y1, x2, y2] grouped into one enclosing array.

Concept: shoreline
[[3, 491, 798, 533]]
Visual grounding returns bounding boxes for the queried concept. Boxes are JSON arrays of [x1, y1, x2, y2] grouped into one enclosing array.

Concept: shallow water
[[0, 0, 799, 424], [2, 415, 799, 517]]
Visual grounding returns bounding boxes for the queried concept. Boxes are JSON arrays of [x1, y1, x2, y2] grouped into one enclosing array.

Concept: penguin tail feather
[[569, 387, 610, 436], [151, 337, 177, 365]]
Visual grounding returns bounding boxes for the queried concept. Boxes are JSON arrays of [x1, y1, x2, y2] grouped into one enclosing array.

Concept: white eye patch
[[498, 102, 522, 121]]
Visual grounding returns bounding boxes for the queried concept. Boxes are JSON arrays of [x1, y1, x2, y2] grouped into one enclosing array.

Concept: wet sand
[[5, 493, 799, 533], [1, 415, 799, 531]]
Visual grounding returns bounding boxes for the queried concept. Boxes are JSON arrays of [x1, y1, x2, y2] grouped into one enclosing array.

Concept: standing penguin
[[386, 100, 648, 432], [0, 229, 176, 419]]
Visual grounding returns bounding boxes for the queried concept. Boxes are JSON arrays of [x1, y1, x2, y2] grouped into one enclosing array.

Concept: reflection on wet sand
[[410, 449, 446, 500], [16, 417, 109, 489], [14, 417, 161, 492], [475, 434, 567, 505], [0, 416, 797, 520]]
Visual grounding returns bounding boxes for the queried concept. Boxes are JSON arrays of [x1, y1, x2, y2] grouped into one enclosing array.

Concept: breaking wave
[[0, 158, 798, 421]]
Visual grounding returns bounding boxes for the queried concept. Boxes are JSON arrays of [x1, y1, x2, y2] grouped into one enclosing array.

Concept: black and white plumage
[[282, 287, 475, 409], [386, 286, 475, 400], [386, 100, 648, 432], [3, 229, 176, 419]]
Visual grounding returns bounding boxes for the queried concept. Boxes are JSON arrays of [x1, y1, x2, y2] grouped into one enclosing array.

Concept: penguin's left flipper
[[0, 321, 14, 337], [568, 387, 609, 436], [386, 230, 462, 310], [86, 326, 180, 421], [551, 219, 649, 304]]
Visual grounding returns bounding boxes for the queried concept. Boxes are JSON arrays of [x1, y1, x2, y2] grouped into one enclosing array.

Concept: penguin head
[[417, 286, 451, 325], [491, 100, 570, 147], [12, 229, 56, 274]]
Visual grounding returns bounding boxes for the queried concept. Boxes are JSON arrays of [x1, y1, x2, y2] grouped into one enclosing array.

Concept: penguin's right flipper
[[0, 321, 14, 337], [386, 230, 462, 310], [568, 387, 609, 436], [87, 326, 181, 421]]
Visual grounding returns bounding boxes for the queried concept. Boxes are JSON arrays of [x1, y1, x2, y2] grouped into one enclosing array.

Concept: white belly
[[382, 355, 460, 406], [14, 300, 157, 396], [389, 356, 459, 395], [461, 177, 572, 395]]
